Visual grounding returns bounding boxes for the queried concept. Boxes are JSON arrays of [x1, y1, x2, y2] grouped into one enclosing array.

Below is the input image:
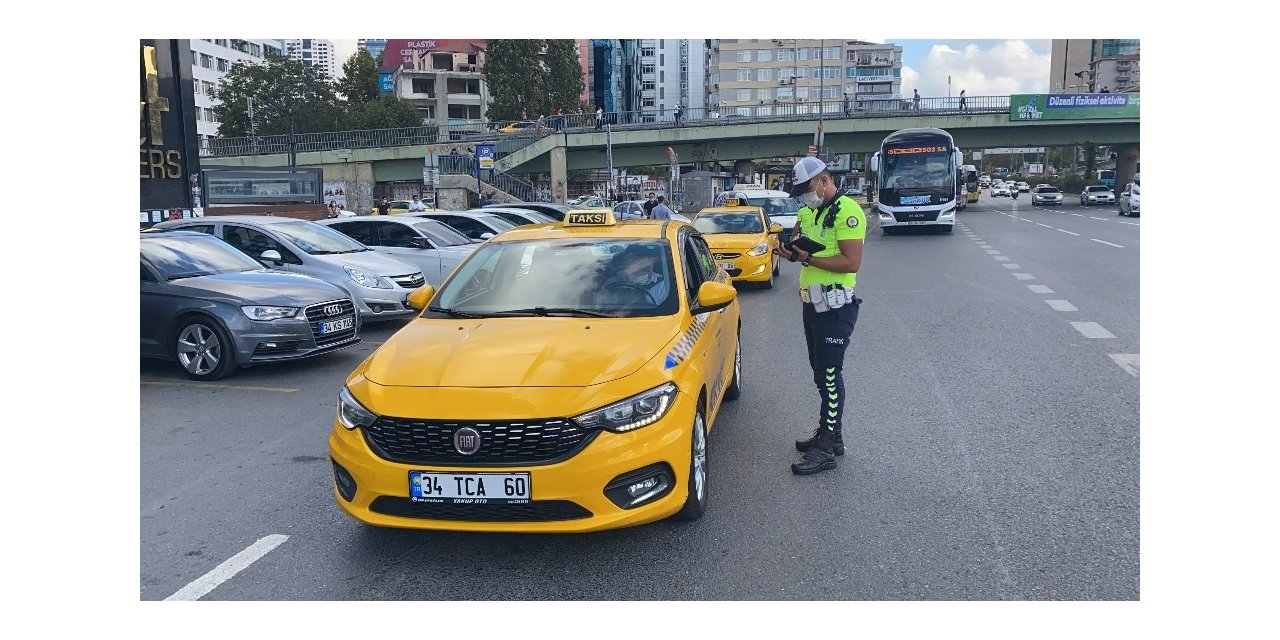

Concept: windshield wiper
[[490, 307, 617, 318], [426, 306, 486, 319]]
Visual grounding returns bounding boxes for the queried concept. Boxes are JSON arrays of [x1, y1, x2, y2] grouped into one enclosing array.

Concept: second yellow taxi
[[690, 197, 783, 289], [329, 209, 743, 532]]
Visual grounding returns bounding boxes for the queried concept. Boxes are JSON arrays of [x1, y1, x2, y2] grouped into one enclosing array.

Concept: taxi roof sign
[[724, 197, 740, 207], [564, 209, 616, 226]]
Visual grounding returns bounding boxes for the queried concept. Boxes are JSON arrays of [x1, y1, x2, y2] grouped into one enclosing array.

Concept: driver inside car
[[600, 244, 670, 306]]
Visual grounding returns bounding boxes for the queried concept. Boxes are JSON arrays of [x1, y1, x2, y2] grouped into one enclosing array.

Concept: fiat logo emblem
[[453, 427, 481, 455]]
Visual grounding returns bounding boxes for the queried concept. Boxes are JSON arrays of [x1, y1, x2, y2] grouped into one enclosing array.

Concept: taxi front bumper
[[719, 251, 772, 282], [328, 391, 700, 533]]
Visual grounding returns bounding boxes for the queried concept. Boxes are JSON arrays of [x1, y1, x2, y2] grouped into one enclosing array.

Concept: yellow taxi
[[329, 209, 743, 532], [690, 197, 782, 289]]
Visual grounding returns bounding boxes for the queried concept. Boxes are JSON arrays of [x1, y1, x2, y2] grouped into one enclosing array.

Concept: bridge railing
[[203, 95, 1015, 158], [436, 155, 534, 201]]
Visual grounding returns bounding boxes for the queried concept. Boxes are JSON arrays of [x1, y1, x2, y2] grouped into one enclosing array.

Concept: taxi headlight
[[747, 241, 769, 257], [338, 386, 378, 430], [574, 382, 678, 433]]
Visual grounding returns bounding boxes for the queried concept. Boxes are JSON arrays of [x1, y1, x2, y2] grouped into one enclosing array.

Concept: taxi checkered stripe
[[665, 312, 710, 367]]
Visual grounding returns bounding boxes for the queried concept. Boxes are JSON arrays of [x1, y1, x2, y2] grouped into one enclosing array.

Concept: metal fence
[[436, 155, 535, 202], [202, 95, 1015, 159]]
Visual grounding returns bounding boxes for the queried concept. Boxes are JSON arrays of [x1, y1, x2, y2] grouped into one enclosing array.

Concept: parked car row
[[143, 203, 579, 380]]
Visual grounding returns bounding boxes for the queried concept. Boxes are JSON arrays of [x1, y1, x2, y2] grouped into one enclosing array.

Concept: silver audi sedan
[[141, 230, 361, 380]]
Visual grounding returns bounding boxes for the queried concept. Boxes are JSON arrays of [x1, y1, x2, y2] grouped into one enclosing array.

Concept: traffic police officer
[[774, 156, 865, 475]]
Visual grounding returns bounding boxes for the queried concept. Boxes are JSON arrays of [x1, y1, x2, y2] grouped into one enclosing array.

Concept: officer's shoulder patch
[[847, 216, 859, 227]]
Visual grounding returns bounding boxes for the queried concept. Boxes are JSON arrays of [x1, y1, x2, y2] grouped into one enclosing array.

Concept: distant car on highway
[[990, 184, 1011, 197], [141, 230, 360, 380], [1015, 181, 1031, 193], [498, 121, 539, 134], [1031, 186, 1063, 206], [1080, 185, 1116, 206]]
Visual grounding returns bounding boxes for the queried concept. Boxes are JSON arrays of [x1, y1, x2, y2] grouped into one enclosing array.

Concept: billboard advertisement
[[1010, 93, 1140, 121]]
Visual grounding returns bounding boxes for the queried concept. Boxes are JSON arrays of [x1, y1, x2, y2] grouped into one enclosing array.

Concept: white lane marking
[[1013, 273, 1036, 280], [1037, 223, 1052, 228], [1021, 219, 1034, 222], [985, 249, 1001, 254], [1057, 229, 1080, 236], [1046, 299, 1078, 312], [994, 256, 1010, 261], [1071, 322, 1116, 339], [979, 244, 993, 248], [1118, 221, 1140, 226], [1071, 213, 1085, 217], [165, 534, 290, 601], [1090, 217, 1108, 221], [1002, 264, 1022, 269], [1027, 285, 1054, 294], [1091, 239, 1125, 248], [1109, 354, 1140, 377]]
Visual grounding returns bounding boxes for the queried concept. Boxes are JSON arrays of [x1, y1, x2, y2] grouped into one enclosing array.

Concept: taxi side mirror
[[769, 223, 783, 234], [406, 285, 436, 311], [692, 280, 736, 315]]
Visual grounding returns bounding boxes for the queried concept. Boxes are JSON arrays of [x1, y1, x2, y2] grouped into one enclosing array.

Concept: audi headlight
[[574, 382, 678, 433], [344, 265, 391, 289], [747, 241, 769, 257], [337, 386, 377, 430], [240, 305, 298, 321]]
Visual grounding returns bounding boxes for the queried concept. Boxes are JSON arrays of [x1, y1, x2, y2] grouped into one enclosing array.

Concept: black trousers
[[801, 298, 860, 433]]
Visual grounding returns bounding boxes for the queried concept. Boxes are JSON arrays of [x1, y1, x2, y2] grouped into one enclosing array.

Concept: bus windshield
[[882, 151, 953, 192]]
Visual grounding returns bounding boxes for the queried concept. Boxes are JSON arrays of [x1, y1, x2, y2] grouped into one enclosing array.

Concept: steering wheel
[[603, 281, 657, 305]]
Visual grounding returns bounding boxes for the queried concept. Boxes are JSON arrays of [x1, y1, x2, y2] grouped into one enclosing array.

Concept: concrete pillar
[[322, 161, 374, 215], [1113, 143, 1139, 193], [550, 144, 569, 204], [733, 160, 754, 183]]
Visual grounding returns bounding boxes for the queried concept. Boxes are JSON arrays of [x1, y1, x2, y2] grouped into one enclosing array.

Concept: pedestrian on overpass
[[596, 107, 604, 131], [959, 89, 967, 111], [773, 156, 866, 475], [913, 89, 921, 111]]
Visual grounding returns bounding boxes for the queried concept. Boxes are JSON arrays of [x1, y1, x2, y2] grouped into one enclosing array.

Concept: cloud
[[900, 40, 1050, 98]]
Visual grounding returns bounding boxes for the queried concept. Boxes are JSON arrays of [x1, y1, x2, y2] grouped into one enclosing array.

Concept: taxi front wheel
[[724, 331, 741, 401], [672, 404, 709, 521]]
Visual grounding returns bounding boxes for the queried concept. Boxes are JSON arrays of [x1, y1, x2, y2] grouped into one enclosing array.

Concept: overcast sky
[[328, 38, 1052, 96]]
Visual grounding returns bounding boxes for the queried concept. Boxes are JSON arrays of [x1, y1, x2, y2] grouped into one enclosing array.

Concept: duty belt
[[799, 283, 857, 310]]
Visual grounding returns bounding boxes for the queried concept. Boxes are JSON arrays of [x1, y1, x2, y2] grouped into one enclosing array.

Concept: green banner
[[1010, 93, 1140, 121]]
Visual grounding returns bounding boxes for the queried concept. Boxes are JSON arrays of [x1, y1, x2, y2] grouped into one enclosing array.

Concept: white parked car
[[1080, 185, 1116, 206], [318, 216, 479, 287]]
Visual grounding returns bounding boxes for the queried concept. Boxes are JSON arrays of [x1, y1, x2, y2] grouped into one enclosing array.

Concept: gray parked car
[[406, 210, 518, 242], [483, 202, 570, 221], [317, 216, 478, 287], [154, 215, 425, 321], [141, 230, 361, 380]]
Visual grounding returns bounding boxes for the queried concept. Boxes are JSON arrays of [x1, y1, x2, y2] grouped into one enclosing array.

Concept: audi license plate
[[409, 471, 531, 504], [720, 262, 736, 271], [318, 316, 355, 334]]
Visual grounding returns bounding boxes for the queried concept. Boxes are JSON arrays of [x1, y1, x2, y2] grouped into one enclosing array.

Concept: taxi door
[[678, 230, 733, 420]]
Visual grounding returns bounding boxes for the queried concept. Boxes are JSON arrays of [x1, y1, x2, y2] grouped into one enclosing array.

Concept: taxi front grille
[[369, 497, 592, 522], [713, 252, 741, 260], [363, 417, 598, 466]]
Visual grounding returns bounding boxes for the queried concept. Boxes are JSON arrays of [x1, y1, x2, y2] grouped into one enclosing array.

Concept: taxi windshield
[[693, 213, 764, 235], [432, 239, 679, 318]]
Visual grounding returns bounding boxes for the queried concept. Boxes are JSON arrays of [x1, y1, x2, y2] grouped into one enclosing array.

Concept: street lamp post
[[267, 100, 314, 170]]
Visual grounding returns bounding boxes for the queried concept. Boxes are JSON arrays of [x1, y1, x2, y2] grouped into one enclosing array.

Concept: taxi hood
[[702, 233, 767, 250], [363, 316, 681, 387]]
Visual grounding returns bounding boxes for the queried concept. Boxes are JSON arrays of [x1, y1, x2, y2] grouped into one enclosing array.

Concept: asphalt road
[[140, 195, 1139, 600]]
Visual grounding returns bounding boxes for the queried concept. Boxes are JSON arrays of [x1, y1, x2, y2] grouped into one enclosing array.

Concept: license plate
[[409, 471, 531, 504], [907, 221, 929, 225], [720, 262, 736, 271], [318, 316, 354, 334]]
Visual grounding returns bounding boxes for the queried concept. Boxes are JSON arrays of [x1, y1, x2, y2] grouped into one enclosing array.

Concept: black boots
[[795, 428, 845, 456], [791, 430, 839, 475]]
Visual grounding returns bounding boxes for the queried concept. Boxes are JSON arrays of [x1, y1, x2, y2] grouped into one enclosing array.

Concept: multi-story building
[[707, 39, 900, 116], [190, 39, 284, 145], [358, 39, 388, 64], [1049, 39, 1140, 93], [590, 39, 638, 115], [392, 44, 488, 126], [283, 39, 338, 80], [632, 39, 707, 119]]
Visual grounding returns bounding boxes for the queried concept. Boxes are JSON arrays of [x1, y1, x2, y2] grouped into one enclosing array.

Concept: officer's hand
[[774, 243, 794, 261]]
